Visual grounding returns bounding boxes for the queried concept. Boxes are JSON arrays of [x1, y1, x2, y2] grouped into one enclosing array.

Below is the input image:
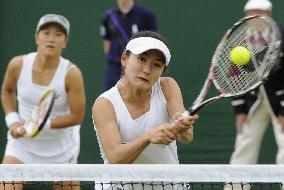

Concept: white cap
[[244, 0, 272, 12], [36, 14, 70, 36], [125, 37, 171, 66]]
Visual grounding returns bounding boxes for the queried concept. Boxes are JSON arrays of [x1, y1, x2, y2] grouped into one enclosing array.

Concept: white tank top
[[96, 79, 179, 164], [10, 52, 80, 160]]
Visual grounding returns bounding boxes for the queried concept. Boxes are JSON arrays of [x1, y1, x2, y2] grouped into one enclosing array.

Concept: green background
[[0, 0, 283, 164]]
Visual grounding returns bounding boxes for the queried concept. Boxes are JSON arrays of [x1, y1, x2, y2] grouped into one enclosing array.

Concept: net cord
[[0, 164, 284, 182]]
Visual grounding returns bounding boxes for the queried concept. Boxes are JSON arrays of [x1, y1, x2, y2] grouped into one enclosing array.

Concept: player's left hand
[[10, 123, 26, 138]]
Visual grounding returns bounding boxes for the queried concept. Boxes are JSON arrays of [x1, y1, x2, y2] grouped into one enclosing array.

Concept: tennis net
[[0, 164, 283, 190]]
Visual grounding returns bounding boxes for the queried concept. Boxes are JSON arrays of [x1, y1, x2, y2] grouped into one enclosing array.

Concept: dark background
[[1, 0, 283, 164]]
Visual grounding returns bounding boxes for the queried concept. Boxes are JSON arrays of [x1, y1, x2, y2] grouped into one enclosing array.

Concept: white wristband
[[5, 112, 21, 128]]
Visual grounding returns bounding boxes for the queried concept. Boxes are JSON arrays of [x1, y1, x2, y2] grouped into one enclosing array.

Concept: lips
[[137, 77, 149, 82], [46, 45, 55, 49]]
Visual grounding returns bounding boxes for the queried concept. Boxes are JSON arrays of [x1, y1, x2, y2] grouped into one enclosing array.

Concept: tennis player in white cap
[[225, 0, 284, 190], [93, 30, 199, 166], [1, 14, 85, 190]]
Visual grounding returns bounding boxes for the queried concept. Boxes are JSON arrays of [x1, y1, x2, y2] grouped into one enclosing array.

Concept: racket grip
[[182, 111, 190, 117], [183, 107, 197, 116]]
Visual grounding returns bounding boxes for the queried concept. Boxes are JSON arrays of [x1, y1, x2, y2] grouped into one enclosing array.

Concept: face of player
[[246, 10, 272, 17], [121, 49, 166, 90], [35, 23, 68, 57]]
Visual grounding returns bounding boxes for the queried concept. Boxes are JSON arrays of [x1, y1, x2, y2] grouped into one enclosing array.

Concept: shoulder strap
[[107, 9, 130, 48]]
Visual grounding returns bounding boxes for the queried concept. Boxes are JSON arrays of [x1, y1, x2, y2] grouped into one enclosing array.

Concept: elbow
[[105, 152, 134, 164], [74, 111, 85, 124], [107, 156, 132, 164]]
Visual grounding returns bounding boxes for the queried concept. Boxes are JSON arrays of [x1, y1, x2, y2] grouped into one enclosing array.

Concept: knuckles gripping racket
[[24, 89, 56, 138], [183, 15, 282, 116]]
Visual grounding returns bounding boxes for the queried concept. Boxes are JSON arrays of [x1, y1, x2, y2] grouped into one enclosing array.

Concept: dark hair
[[125, 30, 169, 74], [130, 30, 169, 47], [125, 30, 169, 58]]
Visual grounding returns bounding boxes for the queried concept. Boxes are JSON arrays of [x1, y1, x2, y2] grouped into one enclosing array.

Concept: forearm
[[51, 113, 83, 129], [106, 134, 150, 164], [1, 90, 18, 113]]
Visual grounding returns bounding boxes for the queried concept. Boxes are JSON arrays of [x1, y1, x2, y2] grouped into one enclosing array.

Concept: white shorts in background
[[4, 138, 79, 164]]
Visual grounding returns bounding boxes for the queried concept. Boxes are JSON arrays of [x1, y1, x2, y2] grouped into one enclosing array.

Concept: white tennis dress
[[94, 80, 184, 190], [4, 52, 80, 164], [96, 79, 179, 164]]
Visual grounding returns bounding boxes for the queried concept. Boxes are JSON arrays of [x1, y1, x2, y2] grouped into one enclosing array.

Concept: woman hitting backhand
[[93, 30, 198, 165]]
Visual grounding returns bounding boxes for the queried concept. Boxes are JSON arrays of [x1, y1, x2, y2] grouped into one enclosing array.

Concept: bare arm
[[1, 56, 23, 114], [51, 64, 86, 128], [235, 114, 247, 134], [103, 39, 111, 54], [1, 56, 27, 138], [161, 77, 198, 144], [93, 98, 178, 164]]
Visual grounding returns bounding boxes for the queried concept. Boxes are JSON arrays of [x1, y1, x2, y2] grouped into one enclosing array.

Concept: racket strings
[[25, 89, 55, 138], [213, 16, 281, 95]]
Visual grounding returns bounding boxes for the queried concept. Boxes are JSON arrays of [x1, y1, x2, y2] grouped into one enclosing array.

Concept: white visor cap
[[36, 14, 70, 36], [244, 0, 272, 12], [126, 37, 171, 66]]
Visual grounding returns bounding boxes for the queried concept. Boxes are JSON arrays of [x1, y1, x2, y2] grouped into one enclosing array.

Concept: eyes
[[137, 55, 164, 69], [40, 29, 66, 39]]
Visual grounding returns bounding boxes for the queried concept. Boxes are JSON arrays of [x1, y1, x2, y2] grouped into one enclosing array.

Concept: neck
[[117, 0, 134, 14], [118, 77, 151, 100], [34, 53, 60, 70]]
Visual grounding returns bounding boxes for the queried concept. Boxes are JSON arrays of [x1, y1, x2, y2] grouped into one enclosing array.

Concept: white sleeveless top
[[9, 52, 80, 161], [96, 79, 179, 164]]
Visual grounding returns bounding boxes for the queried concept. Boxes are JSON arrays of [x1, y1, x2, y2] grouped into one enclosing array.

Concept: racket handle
[[183, 107, 198, 116], [182, 111, 190, 117]]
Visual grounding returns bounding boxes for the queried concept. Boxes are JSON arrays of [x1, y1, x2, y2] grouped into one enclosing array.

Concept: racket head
[[25, 89, 56, 138], [211, 14, 282, 97], [187, 15, 281, 116]]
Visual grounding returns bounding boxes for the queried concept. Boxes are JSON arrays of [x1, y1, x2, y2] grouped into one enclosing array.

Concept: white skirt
[[4, 135, 80, 164]]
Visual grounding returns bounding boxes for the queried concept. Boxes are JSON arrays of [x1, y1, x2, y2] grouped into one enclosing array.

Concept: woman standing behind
[[93, 30, 198, 165], [1, 14, 85, 190]]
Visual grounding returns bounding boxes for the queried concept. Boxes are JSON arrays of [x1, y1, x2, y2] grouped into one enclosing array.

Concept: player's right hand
[[10, 123, 26, 138], [146, 124, 178, 145]]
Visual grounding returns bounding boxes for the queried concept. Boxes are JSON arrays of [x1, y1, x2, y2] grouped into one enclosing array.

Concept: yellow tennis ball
[[230, 46, 251, 65]]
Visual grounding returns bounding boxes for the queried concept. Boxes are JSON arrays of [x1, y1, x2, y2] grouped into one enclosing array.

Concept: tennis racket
[[24, 89, 56, 138], [183, 14, 282, 116]]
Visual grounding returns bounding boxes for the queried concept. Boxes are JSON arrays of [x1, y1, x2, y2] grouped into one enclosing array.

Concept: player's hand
[[9, 122, 26, 138], [236, 114, 247, 134], [145, 124, 178, 145], [171, 112, 198, 133]]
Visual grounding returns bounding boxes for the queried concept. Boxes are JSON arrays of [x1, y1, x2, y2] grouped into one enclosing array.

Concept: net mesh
[[212, 15, 282, 95], [0, 164, 283, 190]]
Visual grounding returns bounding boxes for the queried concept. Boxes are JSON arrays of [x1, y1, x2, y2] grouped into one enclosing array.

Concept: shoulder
[[160, 77, 179, 89], [65, 62, 84, 88], [134, 3, 155, 16], [66, 62, 83, 78], [7, 55, 24, 73], [160, 77, 180, 98], [102, 6, 116, 18], [9, 55, 24, 66], [92, 96, 116, 122]]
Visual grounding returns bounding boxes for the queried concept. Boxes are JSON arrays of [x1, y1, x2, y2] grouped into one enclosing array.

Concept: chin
[[43, 51, 59, 57], [136, 82, 152, 90]]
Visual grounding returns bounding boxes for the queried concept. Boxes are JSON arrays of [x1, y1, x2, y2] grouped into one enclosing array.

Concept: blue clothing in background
[[100, 3, 157, 91]]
